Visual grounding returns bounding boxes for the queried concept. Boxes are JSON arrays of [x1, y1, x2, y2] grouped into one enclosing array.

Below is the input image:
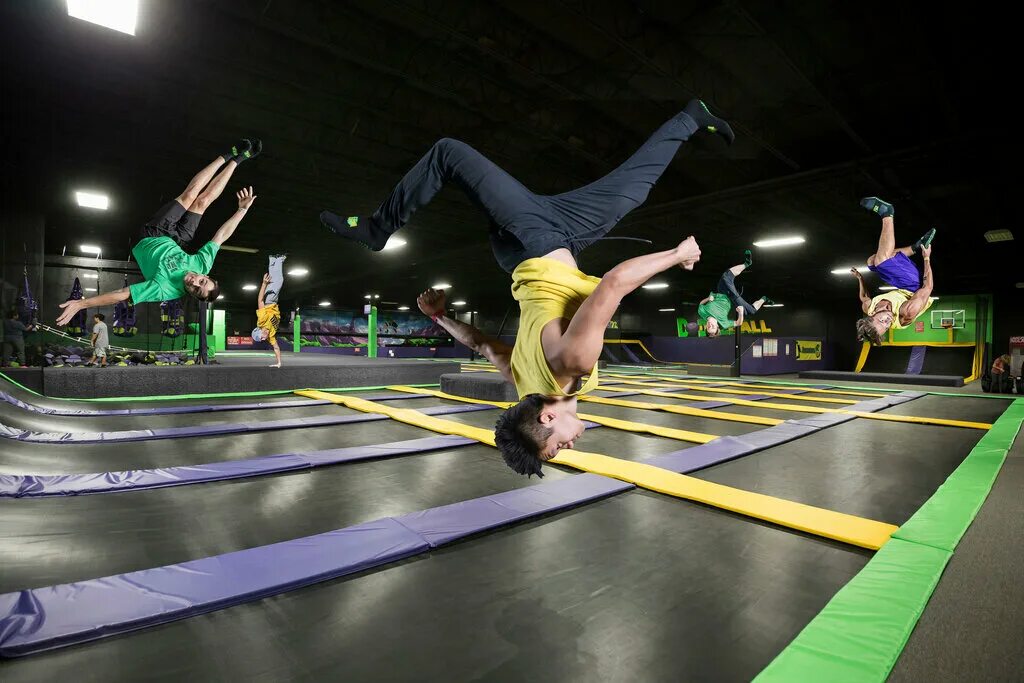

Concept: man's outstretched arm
[[902, 246, 934, 320], [211, 187, 256, 246], [554, 237, 701, 374], [256, 273, 270, 309], [56, 289, 130, 326], [417, 288, 514, 382], [850, 268, 872, 314]]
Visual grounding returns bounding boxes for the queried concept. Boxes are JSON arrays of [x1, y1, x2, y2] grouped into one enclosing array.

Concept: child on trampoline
[[321, 99, 733, 477]]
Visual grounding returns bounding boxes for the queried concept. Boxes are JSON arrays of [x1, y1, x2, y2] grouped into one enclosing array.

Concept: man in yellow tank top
[[850, 197, 936, 345], [324, 100, 732, 476]]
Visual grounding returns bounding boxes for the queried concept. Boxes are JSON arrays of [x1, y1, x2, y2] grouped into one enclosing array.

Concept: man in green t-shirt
[[56, 141, 262, 325], [696, 250, 772, 337]]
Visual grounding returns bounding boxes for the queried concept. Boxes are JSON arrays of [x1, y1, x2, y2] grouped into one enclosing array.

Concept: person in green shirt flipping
[[56, 140, 262, 326], [696, 250, 772, 337]]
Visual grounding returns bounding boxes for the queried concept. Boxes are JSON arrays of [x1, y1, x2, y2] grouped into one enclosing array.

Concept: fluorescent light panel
[[641, 282, 669, 290], [242, 284, 258, 291], [830, 266, 861, 275], [752, 236, 805, 248], [879, 285, 897, 291], [287, 268, 309, 276], [431, 283, 452, 290], [763, 303, 784, 307], [83, 273, 98, 279], [452, 300, 467, 306], [658, 308, 676, 312], [80, 245, 102, 255], [381, 237, 407, 251], [75, 191, 109, 210], [66, 0, 137, 35], [983, 229, 1014, 243], [318, 301, 331, 307], [398, 306, 410, 311], [84, 287, 97, 292]]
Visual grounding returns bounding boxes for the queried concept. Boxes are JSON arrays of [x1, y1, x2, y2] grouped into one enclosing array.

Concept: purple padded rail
[[642, 391, 925, 473], [0, 435, 474, 497], [0, 421, 605, 498], [0, 390, 429, 417], [0, 403, 495, 445], [0, 474, 631, 657]]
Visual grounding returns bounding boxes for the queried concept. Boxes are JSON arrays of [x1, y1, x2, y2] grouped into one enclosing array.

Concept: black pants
[[366, 111, 700, 273], [140, 200, 203, 245], [717, 270, 758, 317]]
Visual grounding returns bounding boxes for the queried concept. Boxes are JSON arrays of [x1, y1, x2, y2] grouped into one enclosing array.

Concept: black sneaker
[[320, 211, 386, 251], [743, 249, 753, 268], [913, 228, 936, 254], [859, 196, 894, 218], [761, 296, 774, 306]]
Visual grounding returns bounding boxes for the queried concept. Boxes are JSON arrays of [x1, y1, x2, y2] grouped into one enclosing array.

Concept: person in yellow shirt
[[253, 255, 286, 368], [324, 99, 732, 476], [851, 197, 936, 345]]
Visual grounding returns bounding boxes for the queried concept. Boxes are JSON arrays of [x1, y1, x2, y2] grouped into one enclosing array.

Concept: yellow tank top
[[510, 258, 602, 398], [867, 290, 933, 329], [256, 303, 281, 342]]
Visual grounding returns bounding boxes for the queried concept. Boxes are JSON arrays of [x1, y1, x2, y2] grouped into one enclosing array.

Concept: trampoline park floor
[[0, 364, 1021, 682]]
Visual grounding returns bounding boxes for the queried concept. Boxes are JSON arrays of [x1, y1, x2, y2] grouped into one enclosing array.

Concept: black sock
[[682, 99, 735, 145]]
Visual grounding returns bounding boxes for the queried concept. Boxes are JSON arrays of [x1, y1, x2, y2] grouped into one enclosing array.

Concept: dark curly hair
[[856, 317, 883, 346], [494, 394, 554, 477]]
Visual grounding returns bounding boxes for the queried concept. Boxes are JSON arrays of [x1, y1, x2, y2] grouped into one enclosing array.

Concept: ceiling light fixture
[[658, 308, 676, 312], [242, 284, 258, 291], [398, 306, 410, 311], [752, 236, 805, 248], [452, 300, 467, 306], [75, 191, 109, 210], [431, 283, 452, 290], [66, 0, 138, 35], [983, 229, 1014, 243], [287, 267, 309, 277], [830, 266, 860, 275], [641, 282, 669, 290], [381, 237, 407, 251], [80, 245, 102, 255], [319, 300, 331, 307]]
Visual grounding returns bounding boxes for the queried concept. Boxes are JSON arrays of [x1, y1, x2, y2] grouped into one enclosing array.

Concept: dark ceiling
[[1, 0, 1018, 320]]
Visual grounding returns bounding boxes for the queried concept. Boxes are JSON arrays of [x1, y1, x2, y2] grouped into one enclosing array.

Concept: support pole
[[196, 301, 209, 364], [293, 313, 301, 354], [734, 324, 742, 377], [368, 306, 378, 358]]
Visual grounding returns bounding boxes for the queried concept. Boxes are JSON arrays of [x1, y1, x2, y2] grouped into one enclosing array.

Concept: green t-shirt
[[129, 237, 219, 304], [696, 292, 735, 330]]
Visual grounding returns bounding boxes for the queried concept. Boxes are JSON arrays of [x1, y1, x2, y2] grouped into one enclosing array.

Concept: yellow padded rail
[[627, 389, 992, 431], [384, 386, 718, 444], [602, 378, 859, 404], [602, 373, 885, 398], [578, 394, 783, 426], [297, 389, 898, 550]]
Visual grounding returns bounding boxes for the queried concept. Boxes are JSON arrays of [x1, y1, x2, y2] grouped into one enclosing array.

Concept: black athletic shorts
[[140, 200, 203, 245]]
